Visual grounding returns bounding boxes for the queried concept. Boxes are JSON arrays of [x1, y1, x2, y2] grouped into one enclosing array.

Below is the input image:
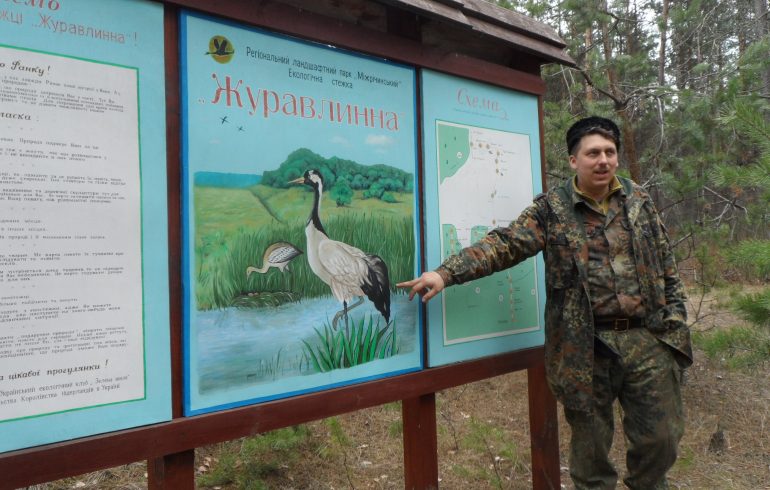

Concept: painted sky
[[183, 13, 417, 175]]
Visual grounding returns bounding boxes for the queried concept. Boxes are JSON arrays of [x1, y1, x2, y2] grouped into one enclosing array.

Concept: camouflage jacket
[[436, 176, 693, 412]]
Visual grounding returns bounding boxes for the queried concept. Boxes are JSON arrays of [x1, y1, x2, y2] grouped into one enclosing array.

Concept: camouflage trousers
[[564, 328, 684, 490]]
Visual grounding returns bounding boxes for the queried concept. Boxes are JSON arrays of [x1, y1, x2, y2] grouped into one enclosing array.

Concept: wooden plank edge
[[166, 0, 549, 94], [1, 347, 544, 488]]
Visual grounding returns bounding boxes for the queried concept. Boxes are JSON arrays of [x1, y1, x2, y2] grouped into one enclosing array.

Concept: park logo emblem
[[206, 35, 234, 64]]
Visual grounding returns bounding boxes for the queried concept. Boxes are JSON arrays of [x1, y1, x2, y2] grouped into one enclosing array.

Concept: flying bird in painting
[[205, 38, 234, 57], [289, 169, 391, 330], [246, 241, 303, 278]]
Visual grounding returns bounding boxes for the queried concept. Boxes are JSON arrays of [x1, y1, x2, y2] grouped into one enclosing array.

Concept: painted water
[[197, 293, 418, 393]]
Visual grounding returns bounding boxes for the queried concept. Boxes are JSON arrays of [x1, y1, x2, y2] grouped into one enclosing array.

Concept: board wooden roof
[[379, 0, 575, 65]]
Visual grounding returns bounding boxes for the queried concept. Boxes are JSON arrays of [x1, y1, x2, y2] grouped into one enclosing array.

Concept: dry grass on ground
[[24, 292, 770, 489]]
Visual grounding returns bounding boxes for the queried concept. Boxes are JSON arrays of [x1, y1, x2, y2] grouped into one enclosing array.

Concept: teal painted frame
[[421, 69, 547, 367]]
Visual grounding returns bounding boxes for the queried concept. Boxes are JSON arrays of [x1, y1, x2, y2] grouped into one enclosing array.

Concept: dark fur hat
[[566, 116, 621, 155]]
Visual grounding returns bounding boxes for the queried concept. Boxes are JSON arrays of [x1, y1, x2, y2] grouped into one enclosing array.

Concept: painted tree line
[[500, 0, 769, 334], [260, 148, 413, 205]]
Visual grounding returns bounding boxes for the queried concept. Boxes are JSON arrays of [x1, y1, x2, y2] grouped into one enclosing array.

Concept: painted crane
[[289, 169, 391, 330]]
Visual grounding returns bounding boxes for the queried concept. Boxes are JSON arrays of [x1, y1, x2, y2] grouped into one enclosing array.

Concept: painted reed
[[195, 214, 415, 310], [301, 315, 398, 372]]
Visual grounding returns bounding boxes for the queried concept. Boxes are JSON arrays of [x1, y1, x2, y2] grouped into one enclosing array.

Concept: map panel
[[436, 121, 540, 344]]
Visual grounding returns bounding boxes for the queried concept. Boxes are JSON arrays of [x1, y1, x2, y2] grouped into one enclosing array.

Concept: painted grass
[[195, 213, 415, 310], [248, 348, 286, 382], [301, 315, 398, 372], [194, 186, 266, 241], [231, 291, 300, 308], [195, 184, 414, 245]]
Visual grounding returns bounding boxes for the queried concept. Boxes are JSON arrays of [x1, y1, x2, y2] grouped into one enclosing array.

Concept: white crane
[[289, 169, 391, 330]]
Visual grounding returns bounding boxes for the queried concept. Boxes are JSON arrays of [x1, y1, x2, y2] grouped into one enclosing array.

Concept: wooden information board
[[0, 0, 572, 487]]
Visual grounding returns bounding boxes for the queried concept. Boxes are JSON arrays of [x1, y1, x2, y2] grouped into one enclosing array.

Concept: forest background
[[509, 0, 770, 351], [30, 0, 770, 488], [514, 0, 770, 367]]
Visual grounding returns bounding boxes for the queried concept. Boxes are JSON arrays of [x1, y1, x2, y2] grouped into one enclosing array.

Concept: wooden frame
[[3, 348, 557, 489], [0, 1, 567, 488]]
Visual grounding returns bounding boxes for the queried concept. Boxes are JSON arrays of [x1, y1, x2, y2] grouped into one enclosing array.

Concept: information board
[[421, 70, 545, 366], [0, 0, 170, 452], [181, 12, 422, 415]]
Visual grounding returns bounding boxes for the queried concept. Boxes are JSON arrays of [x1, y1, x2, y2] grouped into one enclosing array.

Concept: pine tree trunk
[[754, 0, 770, 96], [658, 0, 669, 86], [620, 111, 641, 183], [600, 1, 619, 94], [600, 0, 641, 182], [585, 27, 594, 102]]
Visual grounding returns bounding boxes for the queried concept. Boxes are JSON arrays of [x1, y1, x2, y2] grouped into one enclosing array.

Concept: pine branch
[[575, 67, 625, 108]]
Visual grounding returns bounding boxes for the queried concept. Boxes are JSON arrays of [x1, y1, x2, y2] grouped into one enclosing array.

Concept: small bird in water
[[246, 241, 303, 278]]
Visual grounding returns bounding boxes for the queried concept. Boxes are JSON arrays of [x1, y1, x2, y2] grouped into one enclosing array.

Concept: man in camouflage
[[398, 116, 693, 489]]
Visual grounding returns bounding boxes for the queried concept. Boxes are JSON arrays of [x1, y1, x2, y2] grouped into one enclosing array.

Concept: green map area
[[444, 258, 540, 342], [442, 224, 461, 256], [437, 124, 470, 183], [471, 225, 489, 243], [436, 120, 541, 344], [442, 224, 490, 256]]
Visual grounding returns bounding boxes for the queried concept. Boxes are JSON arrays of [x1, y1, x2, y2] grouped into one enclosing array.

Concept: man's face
[[569, 133, 619, 198]]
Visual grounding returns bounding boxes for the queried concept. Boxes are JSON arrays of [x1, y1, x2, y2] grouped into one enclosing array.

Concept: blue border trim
[[180, 12, 193, 415], [185, 365, 422, 415], [412, 67, 426, 370]]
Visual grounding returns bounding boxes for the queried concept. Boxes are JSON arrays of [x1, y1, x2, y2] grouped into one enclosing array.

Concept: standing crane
[[289, 169, 391, 330]]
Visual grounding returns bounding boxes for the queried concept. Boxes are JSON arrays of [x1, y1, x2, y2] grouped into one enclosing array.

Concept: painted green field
[[195, 184, 413, 243], [193, 185, 416, 310]]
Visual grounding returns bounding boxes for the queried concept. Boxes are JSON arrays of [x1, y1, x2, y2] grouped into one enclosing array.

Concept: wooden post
[[402, 393, 438, 490], [527, 362, 560, 490], [147, 450, 195, 490]]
